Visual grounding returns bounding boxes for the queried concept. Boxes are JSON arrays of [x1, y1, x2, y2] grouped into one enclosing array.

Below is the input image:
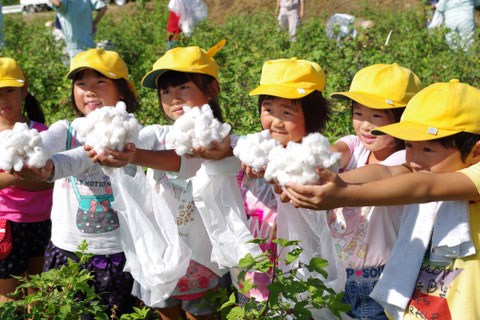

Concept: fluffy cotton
[[166, 104, 232, 156], [264, 133, 341, 185], [71, 101, 140, 155], [233, 130, 280, 171], [0, 122, 50, 171]]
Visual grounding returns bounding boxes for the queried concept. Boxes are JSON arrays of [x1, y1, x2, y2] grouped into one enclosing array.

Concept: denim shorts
[[342, 266, 388, 320]]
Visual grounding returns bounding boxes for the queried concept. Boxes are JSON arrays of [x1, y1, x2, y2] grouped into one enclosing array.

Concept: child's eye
[[283, 111, 292, 116], [180, 85, 189, 90], [161, 90, 170, 95], [353, 112, 362, 116], [373, 114, 383, 118], [423, 147, 433, 152]]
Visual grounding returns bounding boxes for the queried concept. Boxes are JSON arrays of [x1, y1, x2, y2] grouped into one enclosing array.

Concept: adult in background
[[48, 0, 107, 63], [275, 0, 305, 42], [434, 0, 480, 50]]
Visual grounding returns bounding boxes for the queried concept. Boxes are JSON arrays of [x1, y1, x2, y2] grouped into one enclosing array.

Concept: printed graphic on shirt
[[177, 200, 195, 226], [64, 172, 120, 234], [328, 206, 372, 267], [405, 265, 463, 320]]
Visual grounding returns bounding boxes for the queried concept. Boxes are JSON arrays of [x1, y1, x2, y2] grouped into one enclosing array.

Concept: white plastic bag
[[109, 166, 191, 305], [275, 196, 346, 297], [192, 156, 263, 268], [427, 9, 444, 29], [168, 0, 208, 36]]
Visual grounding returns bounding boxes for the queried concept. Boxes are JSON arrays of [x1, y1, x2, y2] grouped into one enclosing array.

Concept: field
[[3, 0, 480, 141]]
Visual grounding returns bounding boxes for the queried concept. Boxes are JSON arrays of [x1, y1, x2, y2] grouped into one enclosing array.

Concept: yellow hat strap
[[206, 39, 226, 58]]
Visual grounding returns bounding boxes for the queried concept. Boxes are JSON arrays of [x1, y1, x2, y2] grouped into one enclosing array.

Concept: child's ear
[[209, 80, 220, 99], [469, 140, 480, 164], [21, 84, 28, 99]]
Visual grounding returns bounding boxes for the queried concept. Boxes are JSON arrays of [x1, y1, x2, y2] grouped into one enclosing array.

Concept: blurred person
[[48, 0, 107, 63], [275, 0, 305, 42]]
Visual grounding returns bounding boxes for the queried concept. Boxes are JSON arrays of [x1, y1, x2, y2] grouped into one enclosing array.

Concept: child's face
[[0, 86, 26, 122], [352, 102, 397, 154], [159, 81, 209, 121], [73, 69, 123, 116], [260, 97, 306, 146], [405, 140, 467, 173]]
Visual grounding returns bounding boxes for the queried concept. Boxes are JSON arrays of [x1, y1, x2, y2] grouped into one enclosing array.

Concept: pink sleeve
[[336, 134, 361, 155]]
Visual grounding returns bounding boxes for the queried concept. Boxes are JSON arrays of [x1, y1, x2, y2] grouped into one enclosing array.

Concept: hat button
[[450, 79, 460, 83], [392, 63, 399, 66], [291, 57, 298, 61]]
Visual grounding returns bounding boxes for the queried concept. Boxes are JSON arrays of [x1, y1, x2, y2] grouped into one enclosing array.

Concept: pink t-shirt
[[328, 135, 405, 269], [0, 121, 53, 223]]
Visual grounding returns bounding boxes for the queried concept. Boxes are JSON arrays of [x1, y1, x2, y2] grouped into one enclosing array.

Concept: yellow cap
[[67, 49, 137, 97], [0, 57, 27, 88], [331, 63, 423, 109], [249, 58, 325, 99], [372, 79, 480, 141], [142, 39, 226, 89]]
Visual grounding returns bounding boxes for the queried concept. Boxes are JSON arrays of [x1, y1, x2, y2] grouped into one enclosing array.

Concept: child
[[0, 57, 53, 302], [281, 79, 480, 319], [91, 41, 229, 320], [327, 63, 423, 320], [47, 0, 107, 62], [25, 49, 139, 317], [275, 0, 305, 42]]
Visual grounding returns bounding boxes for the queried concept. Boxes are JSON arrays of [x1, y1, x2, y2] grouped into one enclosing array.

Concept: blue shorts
[[342, 266, 388, 320], [0, 219, 51, 278]]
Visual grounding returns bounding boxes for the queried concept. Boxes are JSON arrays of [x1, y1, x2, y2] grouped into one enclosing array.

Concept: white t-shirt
[[328, 135, 405, 269], [41, 120, 125, 254]]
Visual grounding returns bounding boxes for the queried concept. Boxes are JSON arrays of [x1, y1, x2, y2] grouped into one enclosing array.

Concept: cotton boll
[[233, 130, 281, 171], [264, 132, 341, 186], [167, 104, 231, 156], [71, 101, 139, 156]]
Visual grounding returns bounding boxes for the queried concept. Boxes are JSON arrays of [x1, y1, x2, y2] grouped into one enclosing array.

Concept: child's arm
[[92, 5, 107, 34], [282, 165, 480, 210], [48, 0, 62, 7], [329, 140, 351, 170], [0, 171, 52, 190], [299, 0, 305, 19], [275, 0, 280, 17]]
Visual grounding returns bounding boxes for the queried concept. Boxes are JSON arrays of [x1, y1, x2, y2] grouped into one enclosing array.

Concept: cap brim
[[372, 121, 461, 141], [249, 85, 314, 99], [331, 91, 405, 109], [67, 67, 122, 80], [0, 79, 26, 88], [141, 69, 167, 89]]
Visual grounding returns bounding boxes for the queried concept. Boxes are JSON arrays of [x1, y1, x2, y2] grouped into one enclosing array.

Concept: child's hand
[[20, 159, 54, 182], [282, 167, 348, 210], [242, 162, 265, 179], [85, 143, 136, 168], [189, 135, 233, 160]]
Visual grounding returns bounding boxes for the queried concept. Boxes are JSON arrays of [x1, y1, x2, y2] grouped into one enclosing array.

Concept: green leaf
[[285, 248, 303, 265], [226, 306, 245, 320], [239, 253, 256, 269], [272, 238, 300, 247]]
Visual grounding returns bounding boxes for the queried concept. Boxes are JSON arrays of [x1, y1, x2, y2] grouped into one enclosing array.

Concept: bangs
[[72, 69, 106, 81], [156, 71, 190, 90]]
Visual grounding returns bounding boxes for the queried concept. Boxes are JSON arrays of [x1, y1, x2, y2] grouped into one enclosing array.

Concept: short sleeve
[[459, 162, 480, 194], [90, 0, 107, 11], [51, 0, 68, 14]]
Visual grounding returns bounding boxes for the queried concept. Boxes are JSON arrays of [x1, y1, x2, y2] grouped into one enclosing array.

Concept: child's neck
[[0, 114, 28, 131], [367, 147, 396, 165]]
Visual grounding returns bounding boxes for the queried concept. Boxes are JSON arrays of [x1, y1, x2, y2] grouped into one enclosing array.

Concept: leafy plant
[[212, 238, 350, 320], [0, 241, 153, 320]]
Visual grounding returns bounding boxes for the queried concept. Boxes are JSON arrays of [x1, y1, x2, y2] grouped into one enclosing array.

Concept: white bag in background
[[427, 9, 444, 29], [192, 156, 263, 268], [168, 0, 208, 36], [109, 167, 191, 305]]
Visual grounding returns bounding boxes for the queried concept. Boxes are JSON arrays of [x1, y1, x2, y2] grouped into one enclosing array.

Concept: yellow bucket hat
[[67, 49, 137, 97], [142, 39, 226, 89], [331, 63, 423, 109], [372, 79, 480, 141], [249, 58, 325, 99], [0, 57, 27, 88]]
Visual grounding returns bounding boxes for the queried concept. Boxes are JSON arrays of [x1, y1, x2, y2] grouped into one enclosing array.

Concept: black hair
[[257, 90, 331, 134], [24, 92, 46, 124], [156, 70, 223, 122], [436, 132, 480, 162], [70, 69, 140, 116], [351, 100, 406, 151]]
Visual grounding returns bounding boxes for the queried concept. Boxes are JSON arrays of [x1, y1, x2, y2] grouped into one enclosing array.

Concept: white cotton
[[264, 132, 341, 186], [166, 104, 232, 156], [0, 122, 51, 171], [71, 101, 140, 155], [233, 130, 281, 171]]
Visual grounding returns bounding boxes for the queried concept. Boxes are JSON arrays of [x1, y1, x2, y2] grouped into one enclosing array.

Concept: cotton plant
[[0, 122, 50, 172], [166, 104, 232, 156], [263, 133, 341, 186], [71, 101, 140, 155], [233, 129, 281, 171]]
